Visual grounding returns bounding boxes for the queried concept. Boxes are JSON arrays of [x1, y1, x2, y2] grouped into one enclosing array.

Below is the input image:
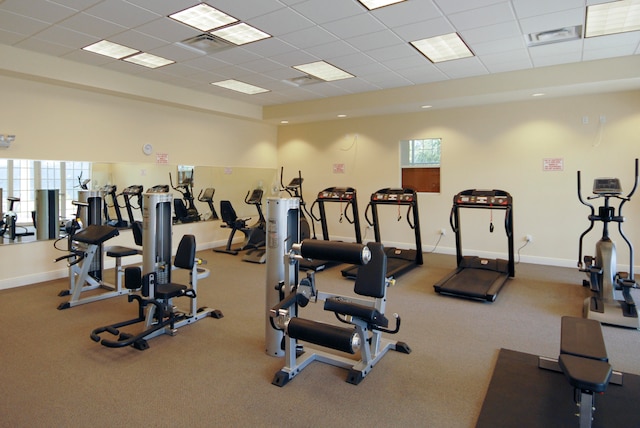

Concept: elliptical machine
[[170, 170, 199, 223], [578, 158, 638, 329]]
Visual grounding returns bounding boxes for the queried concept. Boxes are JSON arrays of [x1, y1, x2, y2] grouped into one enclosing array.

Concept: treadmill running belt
[[435, 268, 507, 301]]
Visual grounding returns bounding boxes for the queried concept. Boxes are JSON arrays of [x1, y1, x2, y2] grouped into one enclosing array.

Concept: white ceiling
[[0, 0, 639, 122]]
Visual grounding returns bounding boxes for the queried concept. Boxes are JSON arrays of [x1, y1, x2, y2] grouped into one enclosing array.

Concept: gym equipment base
[[272, 339, 411, 386], [584, 296, 640, 330]]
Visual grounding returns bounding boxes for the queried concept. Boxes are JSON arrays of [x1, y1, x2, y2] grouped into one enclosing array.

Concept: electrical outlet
[[525, 234, 533, 243], [439, 228, 446, 236]]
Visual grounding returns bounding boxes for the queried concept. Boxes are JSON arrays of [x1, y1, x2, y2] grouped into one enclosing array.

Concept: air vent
[[526, 25, 582, 47], [283, 75, 324, 87], [177, 34, 234, 54]]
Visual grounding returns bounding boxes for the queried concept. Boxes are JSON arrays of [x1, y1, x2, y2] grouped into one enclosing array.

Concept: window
[[400, 138, 441, 193], [0, 160, 91, 224]]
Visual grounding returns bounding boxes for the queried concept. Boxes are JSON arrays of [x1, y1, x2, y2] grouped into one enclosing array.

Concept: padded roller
[[298, 240, 370, 265], [286, 318, 360, 354]]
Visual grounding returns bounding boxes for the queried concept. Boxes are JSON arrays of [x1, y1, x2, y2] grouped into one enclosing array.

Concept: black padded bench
[[540, 316, 615, 428], [559, 316, 612, 392]]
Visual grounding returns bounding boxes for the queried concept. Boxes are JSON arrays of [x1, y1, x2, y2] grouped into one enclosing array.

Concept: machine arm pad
[[324, 297, 388, 328]]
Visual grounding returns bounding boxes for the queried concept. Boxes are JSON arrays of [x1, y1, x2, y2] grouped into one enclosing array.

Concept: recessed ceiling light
[[337, 114, 347, 118], [532, 93, 545, 97], [169, 3, 237, 32], [293, 61, 354, 82], [124, 52, 175, 69], [82, 40, 139, 59], [280, 120, 289, 124], [211, 79, 269, 95], [411, 33, 474, 63], [211, 22, 271, 45], [357, 0, 406, 10], [421, 105, 433, 109], [586, 0, 640, 38]]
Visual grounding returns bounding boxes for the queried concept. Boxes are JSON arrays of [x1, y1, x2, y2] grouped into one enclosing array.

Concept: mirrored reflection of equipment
[[578, 158, 638, 329], [214, 189, 266, 261], [342, 188, 423, 280], [279, 167, 312, 241], [90, 189, 222, 350], [77, 188, 104, 228], [102, 184, 128, 228], [121, 185, 144, 226], [266, 202, 410, 386], [303, 187, 363, 272], [55, 201, 141, 310], [198, 187, 219, 220], [170, 170, 199, 223], [1, 196, 35, 241], [434, 189, 514, 302]]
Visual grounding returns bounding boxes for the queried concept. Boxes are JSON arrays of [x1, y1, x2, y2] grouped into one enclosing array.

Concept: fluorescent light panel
[[293, 61, 354, 82], [124, 52, 175, 69], [211, 22, 271, 45], [411, 33, 474, 63], [586, 0, 640, 37], [169, 3, 237, 32], [82, 40, 139, 59], [357, 0, 406, 10], [212, 79, 269, 95]]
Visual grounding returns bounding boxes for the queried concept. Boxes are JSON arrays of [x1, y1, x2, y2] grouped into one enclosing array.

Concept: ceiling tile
[[249, 7, 315, 37], [58, 12, 127, 39], [371, 0, 442, 28], [518, 8, 585, 34], [291, 0, 364, 24], [84, 0, 160, 29], [448, 3, 517, 31], [278, 26, 339, 50], [393, 17, 455, 42], [433, 0, 506, 15], [323, 13, 387, 39], [511, 0, 585, 19]]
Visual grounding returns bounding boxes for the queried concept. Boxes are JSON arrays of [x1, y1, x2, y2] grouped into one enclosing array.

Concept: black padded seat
[[154, 234, 196, 300], [558, 353, 612, 393], [560, 316, 609, 361], [155, 283, 188, 300], [73, 224, 119, 245], [106, 246, 139, 258]]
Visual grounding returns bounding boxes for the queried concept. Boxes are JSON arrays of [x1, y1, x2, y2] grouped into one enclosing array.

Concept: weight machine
[[55, 201, 140, 310], [266, 197, 410, 386], [90, 189, 222, 350], [0, 196, 35, 241]]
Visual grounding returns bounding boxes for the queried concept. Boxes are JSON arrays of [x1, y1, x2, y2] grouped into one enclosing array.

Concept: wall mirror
[[0, 158, 276, 245]]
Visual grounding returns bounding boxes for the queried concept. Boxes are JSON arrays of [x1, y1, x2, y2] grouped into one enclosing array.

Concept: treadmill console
[[317, 187, 355, 201], [593, 178, 622, 195], [123, 185, 144, 195], [455, 190, 511, 207], [371, 188, 416, 203]]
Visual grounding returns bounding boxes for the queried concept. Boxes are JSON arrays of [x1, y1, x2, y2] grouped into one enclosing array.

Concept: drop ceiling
[[0, 0, 639, 123]]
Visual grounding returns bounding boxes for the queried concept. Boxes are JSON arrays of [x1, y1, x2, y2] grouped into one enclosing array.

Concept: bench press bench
[[539, 316, 622, 428]]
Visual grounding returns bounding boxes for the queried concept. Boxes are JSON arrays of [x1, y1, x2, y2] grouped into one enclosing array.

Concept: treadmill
[[341, 188, 423, 279], [302, 187, 362, 271], [433, 189, 514, 302]]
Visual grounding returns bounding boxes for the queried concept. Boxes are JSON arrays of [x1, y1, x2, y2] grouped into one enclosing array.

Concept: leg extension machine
[[269, 239, 410, 386]]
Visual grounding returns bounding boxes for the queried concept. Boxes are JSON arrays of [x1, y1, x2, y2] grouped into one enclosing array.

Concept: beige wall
[[2, 68, 638, 288], [277, 90, 640, 273], [0, 73, 278, 289]]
